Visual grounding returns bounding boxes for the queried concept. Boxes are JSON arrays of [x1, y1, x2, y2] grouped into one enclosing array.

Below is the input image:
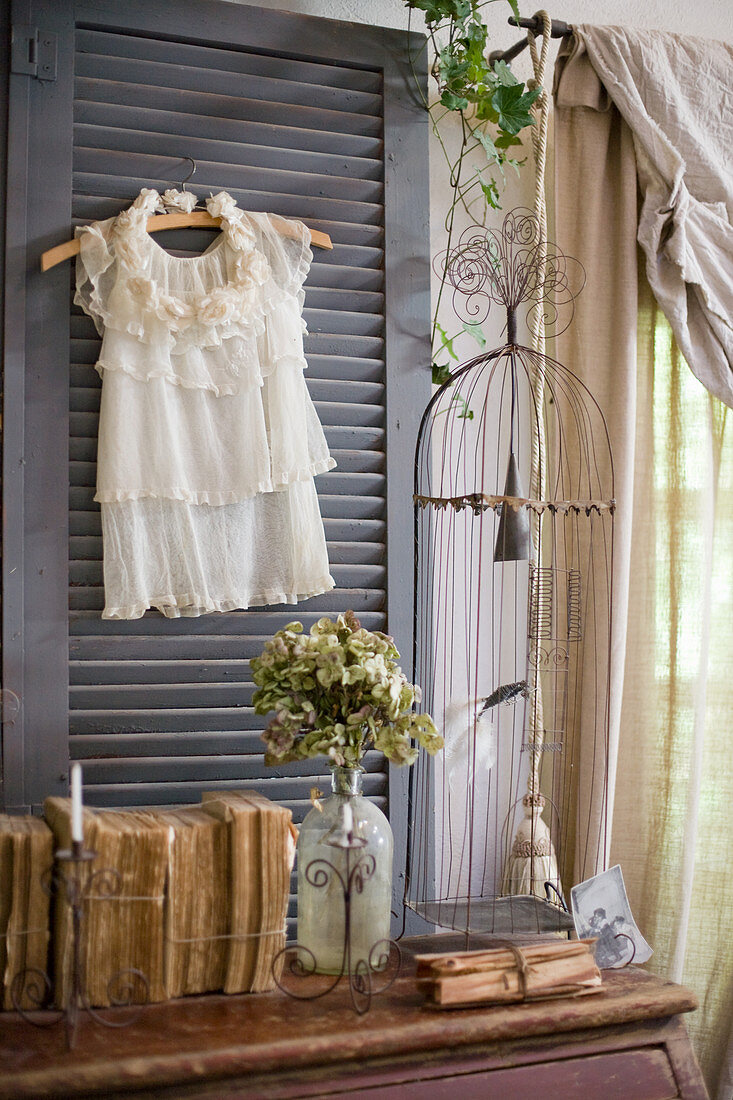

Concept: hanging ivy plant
[[406, 1, 539, 389]]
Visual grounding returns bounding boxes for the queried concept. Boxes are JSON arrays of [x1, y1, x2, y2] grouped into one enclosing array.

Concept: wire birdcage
[[405, 210, 615, 937]]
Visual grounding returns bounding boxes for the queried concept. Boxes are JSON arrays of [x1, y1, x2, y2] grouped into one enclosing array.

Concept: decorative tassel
[[501, 793, 562, 902]]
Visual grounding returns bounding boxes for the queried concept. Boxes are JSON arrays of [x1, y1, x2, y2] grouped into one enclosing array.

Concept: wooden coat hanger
[[41, 157, 333, 272]]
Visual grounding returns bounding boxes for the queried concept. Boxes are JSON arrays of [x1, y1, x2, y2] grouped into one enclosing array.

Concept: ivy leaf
[[464, 18, 487, 44], [492, 83, 540, 135], [440, 88, 469, 111], [435, 322, 459, 360], [492, 59, 519, 87], [475, 128, 500, 165], [408, 0, 471, 24], [475, 99, 499, 124], [477, 169, 500, 209], [452, 394, 474, 419], [505, 0, 521, 26], [438, 44, 469, 88], [432, 362, 453, 386], [495, 131, 524, 150], [462, 321, 487, 347]]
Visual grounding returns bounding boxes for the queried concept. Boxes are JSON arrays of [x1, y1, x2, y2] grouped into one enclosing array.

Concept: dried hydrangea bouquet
[[251, 611, 442, 973]]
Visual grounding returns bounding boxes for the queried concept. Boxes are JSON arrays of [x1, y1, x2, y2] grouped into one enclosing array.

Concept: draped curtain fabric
[[554, 29, 733, 1097]]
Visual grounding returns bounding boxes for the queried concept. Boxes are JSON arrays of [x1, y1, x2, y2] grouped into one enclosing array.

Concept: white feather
[[442, 698, 496, 787]]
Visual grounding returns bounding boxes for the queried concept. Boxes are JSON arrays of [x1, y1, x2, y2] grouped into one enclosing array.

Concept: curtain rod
[[487, 14, 572, 66]]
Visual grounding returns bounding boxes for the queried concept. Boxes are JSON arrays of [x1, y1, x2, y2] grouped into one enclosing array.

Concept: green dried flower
[[251, 611, 443, 767]]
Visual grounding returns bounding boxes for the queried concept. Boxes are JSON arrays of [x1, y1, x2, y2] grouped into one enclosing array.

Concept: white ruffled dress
[[75, 188, 336, 619]]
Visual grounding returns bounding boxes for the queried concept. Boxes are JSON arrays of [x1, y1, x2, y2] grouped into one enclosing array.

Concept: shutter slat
[[74, 148, 383, 206], [76, 757, 387, 786], [75, 54, 383, 117], [69, 607, 386, 636], [71, 660, 251, 686], [74, 101, 381, 161], [75, 29, 382, 94], [74, 78, 383, 138], [75, 124, 383, 184], [73, 173, 383, 226]]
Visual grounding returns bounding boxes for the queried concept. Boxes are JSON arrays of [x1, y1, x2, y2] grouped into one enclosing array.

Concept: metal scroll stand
[[271, 810, 401, 1015], [10, 840, 149, 1050]]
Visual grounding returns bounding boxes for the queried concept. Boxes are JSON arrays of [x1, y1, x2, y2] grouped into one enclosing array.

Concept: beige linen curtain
[[554, 33, 733, 1097]]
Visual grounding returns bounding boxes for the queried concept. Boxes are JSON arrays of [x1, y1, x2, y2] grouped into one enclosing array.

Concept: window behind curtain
[[611, 277, 733, 1087]]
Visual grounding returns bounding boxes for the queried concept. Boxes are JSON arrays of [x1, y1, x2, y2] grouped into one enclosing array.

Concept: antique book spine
[[0, 816, 52, 1010], [201, 796, 261, 993], [153, 808, 229, 998], [202, 791, 295, 995], [0, 820, 13, 1004], [19, 818, 54, 1010], [43, 801, 169, 1008], [250, 802, 292, 992], [83, 810, 169, 1007]]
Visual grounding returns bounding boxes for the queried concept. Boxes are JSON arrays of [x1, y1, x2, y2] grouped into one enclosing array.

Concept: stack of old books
[[39, 790, 295, 1007], [0, 815, 54, 1010], [416, 940, 602, 1008]]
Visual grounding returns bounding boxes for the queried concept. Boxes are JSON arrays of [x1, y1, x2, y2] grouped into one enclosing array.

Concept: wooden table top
[[0, 960, 698, 1100]]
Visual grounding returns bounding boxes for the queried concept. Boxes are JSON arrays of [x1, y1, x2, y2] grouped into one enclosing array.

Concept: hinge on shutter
[[11, 24, 57, 81]]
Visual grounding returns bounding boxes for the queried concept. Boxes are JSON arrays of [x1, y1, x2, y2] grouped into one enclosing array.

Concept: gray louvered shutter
[[2, 0, 429, 920]]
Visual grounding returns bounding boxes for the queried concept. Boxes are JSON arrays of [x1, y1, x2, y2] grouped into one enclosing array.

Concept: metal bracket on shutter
[[11, 24, 57, 81], [1, 689, 21, 725]]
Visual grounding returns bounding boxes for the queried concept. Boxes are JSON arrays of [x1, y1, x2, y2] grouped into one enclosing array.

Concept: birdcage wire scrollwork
[[405, 210, 614, 940], [433, 207, 585, 340]]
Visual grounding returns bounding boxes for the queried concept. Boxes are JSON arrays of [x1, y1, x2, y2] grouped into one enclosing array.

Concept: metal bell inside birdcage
[[405, 210, 615, 938]]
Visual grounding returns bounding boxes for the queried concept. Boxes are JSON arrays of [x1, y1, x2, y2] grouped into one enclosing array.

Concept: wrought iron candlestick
[[272, 808, 401, 1015], [11, 840, 149, 1049]]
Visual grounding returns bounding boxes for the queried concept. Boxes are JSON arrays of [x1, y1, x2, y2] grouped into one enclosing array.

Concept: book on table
[[201, 791, 296, 994], [0, 814, 53, 1011]]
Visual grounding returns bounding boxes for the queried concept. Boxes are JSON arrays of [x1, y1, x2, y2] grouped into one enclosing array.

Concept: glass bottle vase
[[296, 766, 393, 975]]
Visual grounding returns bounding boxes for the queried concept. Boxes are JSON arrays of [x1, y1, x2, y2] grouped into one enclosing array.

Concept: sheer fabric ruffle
[[75, 188, 335, 619]]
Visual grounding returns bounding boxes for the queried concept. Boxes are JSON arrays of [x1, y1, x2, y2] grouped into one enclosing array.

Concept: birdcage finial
[[434, 209, 584, 339]]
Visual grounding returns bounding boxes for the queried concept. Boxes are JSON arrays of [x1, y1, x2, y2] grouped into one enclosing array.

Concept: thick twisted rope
[[526, 11, 552, 802]]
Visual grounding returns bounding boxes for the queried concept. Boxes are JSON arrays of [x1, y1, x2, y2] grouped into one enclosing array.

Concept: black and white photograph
[[571, 865, 653, 969]]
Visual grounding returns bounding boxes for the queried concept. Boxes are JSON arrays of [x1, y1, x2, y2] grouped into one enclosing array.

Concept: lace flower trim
[[110, 189, 271, 335]]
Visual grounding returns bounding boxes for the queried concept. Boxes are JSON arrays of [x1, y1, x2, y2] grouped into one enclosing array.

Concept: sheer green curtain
[[611, 272, 733, 1092], [555, 34, 733, 1092]]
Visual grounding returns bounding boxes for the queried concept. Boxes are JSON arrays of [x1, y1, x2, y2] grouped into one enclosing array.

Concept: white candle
[[70, 763, 83, 844], [342, 801, 354, 838]]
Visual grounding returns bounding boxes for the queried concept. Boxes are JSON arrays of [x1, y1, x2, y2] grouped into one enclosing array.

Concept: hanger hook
[[180, 156, 197, 192]]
